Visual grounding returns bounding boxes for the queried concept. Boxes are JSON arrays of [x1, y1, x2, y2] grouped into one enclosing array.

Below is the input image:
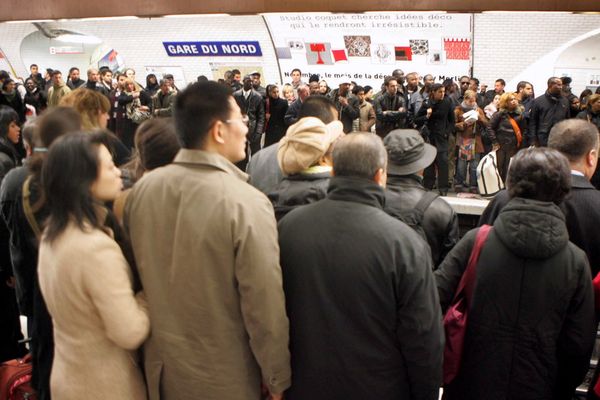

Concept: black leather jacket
[[384, 175, 459, 266]]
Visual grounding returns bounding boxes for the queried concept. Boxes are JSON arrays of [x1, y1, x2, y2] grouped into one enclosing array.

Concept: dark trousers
[[495, 144, 519, 183], [0, 282, 27, 362], [424, 150, 449, 192]]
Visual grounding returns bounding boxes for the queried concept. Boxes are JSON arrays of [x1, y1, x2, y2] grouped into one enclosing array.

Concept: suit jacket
[[233, 89, 265, 142], [478, 174, 600, 277], [124, 149, 291, 400]]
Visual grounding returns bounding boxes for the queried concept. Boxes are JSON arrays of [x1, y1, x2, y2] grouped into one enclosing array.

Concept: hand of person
[[465, 119, 475, 126], [269, 393, 284, 400], [338, 96, 348, 106], [426, 108, 433, 118], [132, 92, 140, 99], [398, 107, 405, 113], [139, 106, 149, 112], [6, 276, 16, 288]]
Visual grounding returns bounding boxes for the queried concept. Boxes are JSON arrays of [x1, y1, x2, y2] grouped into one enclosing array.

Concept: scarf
[[460, 101, 477, 112]]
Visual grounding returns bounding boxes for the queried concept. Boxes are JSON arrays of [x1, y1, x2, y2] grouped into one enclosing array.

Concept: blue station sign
[[163, 41, 263, 57]]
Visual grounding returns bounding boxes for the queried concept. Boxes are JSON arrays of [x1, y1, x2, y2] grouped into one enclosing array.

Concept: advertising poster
[[264, 12, 473, 88]]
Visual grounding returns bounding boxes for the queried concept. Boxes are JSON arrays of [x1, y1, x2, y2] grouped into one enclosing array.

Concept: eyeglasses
[[225, 115, 250, 125], [460, 81, 470, 85]]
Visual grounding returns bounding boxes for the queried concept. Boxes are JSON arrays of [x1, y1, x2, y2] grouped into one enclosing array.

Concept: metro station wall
[[473, 13, 600, 96], [0, 13, 599, 95]]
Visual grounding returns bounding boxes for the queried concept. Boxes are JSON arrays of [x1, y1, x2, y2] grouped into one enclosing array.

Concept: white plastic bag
[[477, 150, 504, 196]]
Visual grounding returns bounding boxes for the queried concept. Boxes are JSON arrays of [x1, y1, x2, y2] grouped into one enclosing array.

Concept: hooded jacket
[[435, 197, 595, 400]]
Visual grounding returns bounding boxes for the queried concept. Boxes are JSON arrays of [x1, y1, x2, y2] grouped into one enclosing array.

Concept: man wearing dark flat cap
[[383, 129, 459, 267]]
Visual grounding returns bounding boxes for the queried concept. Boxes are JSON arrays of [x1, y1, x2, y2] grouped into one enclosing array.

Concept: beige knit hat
[[277, 117, 344, 175]]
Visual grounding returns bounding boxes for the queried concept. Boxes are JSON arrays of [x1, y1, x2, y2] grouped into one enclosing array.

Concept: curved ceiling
[[1, 0, 599, 22]]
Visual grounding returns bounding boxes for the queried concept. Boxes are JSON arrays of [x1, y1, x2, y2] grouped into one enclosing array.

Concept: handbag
[[126, 98, 151, 124], [443, 224, 492, 385], [476, 150, 504, 196], [0, 354, 37, 400]]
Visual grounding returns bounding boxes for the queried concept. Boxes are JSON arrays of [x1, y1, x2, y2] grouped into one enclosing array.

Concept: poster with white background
[[264, 12, 473, 88]]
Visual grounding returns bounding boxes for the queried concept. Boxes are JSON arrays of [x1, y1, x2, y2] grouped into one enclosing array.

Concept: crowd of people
[[0, 62, 599, 400]]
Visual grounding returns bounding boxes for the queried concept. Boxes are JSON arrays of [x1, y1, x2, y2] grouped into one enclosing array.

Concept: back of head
[[0, 105, 19, 138], [277, 117, 343, 175], [30, 106, 82, 176], [298, 96, 336, 124], [174, 81, 231, 149], [134, 118, 181, 176], [506, 147, 570, 204], [332, 133, 387, 180], [548, 119, 599, 163], [59, 88, 110, 130], [42, 133, 104, 243]]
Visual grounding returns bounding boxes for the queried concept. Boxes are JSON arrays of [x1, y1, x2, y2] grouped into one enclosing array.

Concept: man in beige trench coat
[[124, 81, 291, 400]]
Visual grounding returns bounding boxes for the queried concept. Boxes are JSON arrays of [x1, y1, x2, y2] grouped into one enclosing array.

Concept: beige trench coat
[[124, 149, 291, 400]]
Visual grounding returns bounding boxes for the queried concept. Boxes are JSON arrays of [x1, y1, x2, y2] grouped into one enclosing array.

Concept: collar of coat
[[173, 149, 249, 182], [327, 176, 385, 209]]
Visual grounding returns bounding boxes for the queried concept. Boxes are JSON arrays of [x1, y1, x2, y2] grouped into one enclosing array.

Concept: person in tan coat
[[38, 133, 150, 400], [124, 81, 291, 400]]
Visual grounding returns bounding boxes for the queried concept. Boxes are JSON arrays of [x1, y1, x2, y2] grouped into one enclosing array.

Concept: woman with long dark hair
[[0, 105, 27, 364], [38, 133, 149, 399], [0, 105, 22, 180]]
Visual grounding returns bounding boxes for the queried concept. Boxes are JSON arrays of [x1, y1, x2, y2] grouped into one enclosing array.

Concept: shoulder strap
[[413, 191, 438, 224], [22, 176, 42, 241], [453, 225, 492, 303], [507, 115, 522, 147]]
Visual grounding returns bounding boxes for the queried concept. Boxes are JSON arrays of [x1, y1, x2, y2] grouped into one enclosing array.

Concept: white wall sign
[[264, 12, 473, 88]]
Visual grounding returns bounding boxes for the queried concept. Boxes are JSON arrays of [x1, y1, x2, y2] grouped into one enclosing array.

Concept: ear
[[588, 147, 598, 167], [374, 168, 387, 188], [210, 120, 226, 145]]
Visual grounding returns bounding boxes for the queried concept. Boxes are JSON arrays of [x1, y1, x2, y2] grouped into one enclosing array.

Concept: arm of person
[[343, 97, 360, 120], [83, 233, 150, 350], [555, 251, 596, 399], [255, 97, 266, 135], [366, 104, 376, 131], [454, 109, 466, 132], [117, 92, 135, 105], [284, 102, 298, 126], [233, 194, 291, 396], [395, 235, 444, 400], [434, 228, 477, 312], [438, 208, 460, 268]]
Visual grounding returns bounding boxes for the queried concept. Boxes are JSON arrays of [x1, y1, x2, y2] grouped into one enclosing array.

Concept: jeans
[[455, 153, 481, 188]]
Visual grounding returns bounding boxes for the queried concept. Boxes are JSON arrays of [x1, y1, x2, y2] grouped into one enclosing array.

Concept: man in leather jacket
[[383, 129, 459, 267], [529, 77, 570, 146]]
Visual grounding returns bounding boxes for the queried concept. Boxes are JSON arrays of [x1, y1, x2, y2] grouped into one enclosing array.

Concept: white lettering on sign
[[222, 44, 257, 54], [168, 44, 202, 55]]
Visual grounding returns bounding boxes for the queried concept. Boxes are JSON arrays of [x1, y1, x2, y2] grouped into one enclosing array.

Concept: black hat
[[384, 129, 437, 175]]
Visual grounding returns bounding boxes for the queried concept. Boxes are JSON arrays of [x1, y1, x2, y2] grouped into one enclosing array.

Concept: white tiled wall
[[0, 15, 281, 85], [1, 13, 599, 93], [473, 13, 600, 94]]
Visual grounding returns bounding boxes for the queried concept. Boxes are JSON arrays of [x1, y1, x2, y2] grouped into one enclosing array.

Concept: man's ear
[[374, 168, 387, 188], [210, 120, 226, 145]]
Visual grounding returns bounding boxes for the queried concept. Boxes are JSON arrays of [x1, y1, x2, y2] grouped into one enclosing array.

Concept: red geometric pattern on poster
[[444, 39, 470, 60]]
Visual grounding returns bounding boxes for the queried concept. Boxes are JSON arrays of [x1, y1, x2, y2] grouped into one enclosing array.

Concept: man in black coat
[[233, 75, 265, 159], [415, 83, 455, 195], [375, 76, 408, 137], [529, 77, 570, 146], [278, 132, 443, 400], [479, 119, 600, 278], [383, 129, 459, 267]]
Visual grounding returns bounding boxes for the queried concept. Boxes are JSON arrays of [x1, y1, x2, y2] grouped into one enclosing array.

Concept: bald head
[[548, 119, 599, 179], [332, 133, 387, 181]]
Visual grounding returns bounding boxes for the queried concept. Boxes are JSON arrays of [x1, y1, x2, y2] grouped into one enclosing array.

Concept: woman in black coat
[[0, 105, 27, 363], [264, 84, 289, 147], [435, 147, 596, 400]]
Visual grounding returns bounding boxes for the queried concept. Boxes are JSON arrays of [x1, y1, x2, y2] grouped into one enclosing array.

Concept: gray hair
[[332, 133, 387, 179]]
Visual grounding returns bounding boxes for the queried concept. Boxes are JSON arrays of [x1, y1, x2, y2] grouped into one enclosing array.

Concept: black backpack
[[385, 191, 438, 242]]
